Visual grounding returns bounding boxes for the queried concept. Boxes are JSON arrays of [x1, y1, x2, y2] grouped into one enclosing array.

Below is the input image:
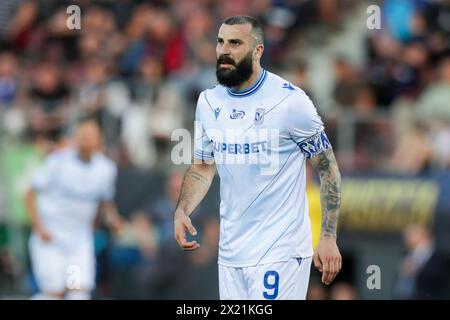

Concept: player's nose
[[217, 43, 231, 56]]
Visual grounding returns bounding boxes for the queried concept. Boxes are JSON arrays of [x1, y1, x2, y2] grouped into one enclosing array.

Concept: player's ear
[[253, 44, 264, 61]]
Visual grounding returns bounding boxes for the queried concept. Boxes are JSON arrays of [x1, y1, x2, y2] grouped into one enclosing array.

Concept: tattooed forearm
[[189, 171, 209, 186], [176, 163, 216, 217], [309, 148, 342, 238]]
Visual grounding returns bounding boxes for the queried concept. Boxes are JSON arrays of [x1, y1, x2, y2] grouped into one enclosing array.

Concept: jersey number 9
[[263, 270, 279, 300]]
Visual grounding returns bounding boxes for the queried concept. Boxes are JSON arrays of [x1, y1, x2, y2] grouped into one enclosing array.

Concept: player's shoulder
[[94, 153, 117, 172], [195, 84, 228, 119], [263, 71, 315, 114], [199, 83, 228, 104], [45, 146, 73, 163], [265, 71, 307, 97]]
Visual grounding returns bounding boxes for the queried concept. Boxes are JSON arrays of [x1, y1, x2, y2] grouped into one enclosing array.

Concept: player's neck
[[78, 151, 92, 163], [230, 65, 262, 92]]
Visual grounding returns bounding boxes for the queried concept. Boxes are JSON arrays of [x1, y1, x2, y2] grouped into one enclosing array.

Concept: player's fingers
[[323, 258, 334, 285], [185, 218, 197, 236], [326, 259, 333, 284], [321, 259, 330, 284], [176, 225, 195, 248], [313, 253, 322, 272], [334, 257, 341, 279], [183, 244, 201, 251], [181, 240, 200, 251], [321, 271, 330, 285], [329, 258, 340, 284], [335, 257, 341, 273]]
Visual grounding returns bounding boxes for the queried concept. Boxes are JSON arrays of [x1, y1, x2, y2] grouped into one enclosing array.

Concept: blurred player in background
[[174, 16, 342, 300], [24, 119, 123, 300]]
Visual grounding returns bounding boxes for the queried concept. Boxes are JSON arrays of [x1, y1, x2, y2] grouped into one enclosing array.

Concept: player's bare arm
[[99, 201, 124, 236], [174, 161, 216, 251], [25, 189, 52, 242], [309, 148, 342, 285]]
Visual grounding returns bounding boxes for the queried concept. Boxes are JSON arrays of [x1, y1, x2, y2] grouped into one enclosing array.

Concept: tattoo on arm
[[176, 165, 215, 216], [189, 171, 209, 186], [309, 148, 342, 238]]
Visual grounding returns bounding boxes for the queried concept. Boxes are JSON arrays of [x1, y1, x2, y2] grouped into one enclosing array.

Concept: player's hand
[[313, 235, 342, 285], [174, 210, 200, 251], [110, 216, 125, 236], [35, 226, 52, 242]]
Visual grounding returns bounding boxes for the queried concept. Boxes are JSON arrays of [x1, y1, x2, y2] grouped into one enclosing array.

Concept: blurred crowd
[[0, 0, 449, 299], [0, 0, 449, 173]]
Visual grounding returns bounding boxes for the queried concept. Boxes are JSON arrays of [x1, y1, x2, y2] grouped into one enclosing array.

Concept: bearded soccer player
[[174, 16, 342, 300]]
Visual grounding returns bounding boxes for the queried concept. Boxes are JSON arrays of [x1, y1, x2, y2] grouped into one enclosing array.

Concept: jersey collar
[[226, 68, 267, 98]]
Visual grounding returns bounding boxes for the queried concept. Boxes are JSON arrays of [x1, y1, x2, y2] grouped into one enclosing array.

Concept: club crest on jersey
[[230, 109, 245, 120], [254, 108, 265, 126], [213, 107, 222, 120]]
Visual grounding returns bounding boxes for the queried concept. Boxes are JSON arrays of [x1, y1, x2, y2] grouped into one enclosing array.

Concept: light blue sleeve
[[287, 91, 332, 158], [193, 92, 215, 161], [102, 164, 118, 202], [31, 154, 60, 192]]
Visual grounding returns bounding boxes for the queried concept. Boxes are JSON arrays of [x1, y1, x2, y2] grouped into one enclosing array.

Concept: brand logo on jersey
[[282, 83, 295, 91], [230, 109, 245, 119], [213, 107, 222, 120], [212, 140, 267, 154], [254, 108, 265, 126]]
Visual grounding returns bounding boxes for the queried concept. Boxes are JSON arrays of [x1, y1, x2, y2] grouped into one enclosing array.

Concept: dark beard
[[216, 53, 254, 88]]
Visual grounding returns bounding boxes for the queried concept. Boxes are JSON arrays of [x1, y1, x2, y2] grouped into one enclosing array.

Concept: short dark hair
[[76, 115, 101, 130], [223, 15, 264, 46]]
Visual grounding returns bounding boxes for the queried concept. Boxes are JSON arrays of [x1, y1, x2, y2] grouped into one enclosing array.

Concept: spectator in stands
[[332, 57, 360, 109], [416, 55, 450, 170], [121, 55, 184, 169], [0, 51, 27, 138], [27, 61, 70, 144], [389, 120, 432, 174], [0, 51, 19, 108], [394, 224, 447, 299]]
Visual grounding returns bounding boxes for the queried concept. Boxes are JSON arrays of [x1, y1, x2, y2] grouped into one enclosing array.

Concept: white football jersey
[[31, 147, 117, 248], [194, 69, 331, 267]]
